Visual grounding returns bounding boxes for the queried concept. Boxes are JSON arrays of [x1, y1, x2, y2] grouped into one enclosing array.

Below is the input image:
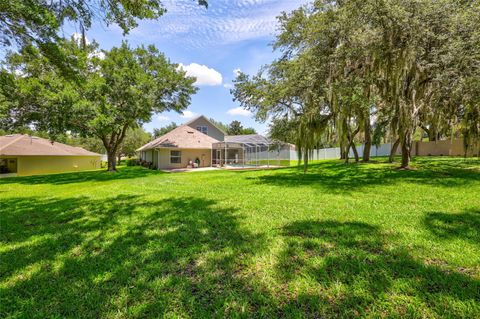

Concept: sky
[[64, 0, 308, 134]]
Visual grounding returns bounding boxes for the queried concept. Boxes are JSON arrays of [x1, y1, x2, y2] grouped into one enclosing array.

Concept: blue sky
[[65, 0, 308, 134]]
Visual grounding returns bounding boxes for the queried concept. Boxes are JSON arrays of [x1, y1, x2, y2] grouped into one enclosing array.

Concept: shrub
[[126, 158, 137, 166]]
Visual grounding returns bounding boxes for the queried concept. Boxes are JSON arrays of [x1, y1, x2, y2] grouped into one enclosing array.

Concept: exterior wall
[[186, 117, 225, 141], [414, 139, 473, 156], [0, 155, 101, 176], [143, 150, 154, 162], [157, 148, 212, 169], [152, 150, 159, 168]]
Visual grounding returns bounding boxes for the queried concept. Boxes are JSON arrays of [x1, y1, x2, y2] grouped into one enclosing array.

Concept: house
[[138, 115, 292, 170], [138, 115, 224, 169], [0, 134, 102, 177]]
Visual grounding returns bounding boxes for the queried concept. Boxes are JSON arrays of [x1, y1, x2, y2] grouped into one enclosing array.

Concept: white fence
[[219, 142, 399, 167], [289, 142, 398, 161]]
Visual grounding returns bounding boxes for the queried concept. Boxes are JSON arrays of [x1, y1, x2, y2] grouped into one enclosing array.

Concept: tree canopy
[[226, 120, 256, 135], [233, 0, 480, 170], [1, 0, 208, 76], [118, 127, 151, 159]]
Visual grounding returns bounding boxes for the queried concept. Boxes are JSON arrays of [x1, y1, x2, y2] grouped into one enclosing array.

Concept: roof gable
[[138, 125, 219, 151], [184, 115, 226, 134]]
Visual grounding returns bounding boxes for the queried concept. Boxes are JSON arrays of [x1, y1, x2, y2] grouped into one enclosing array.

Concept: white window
[[196, 126, 208, 135], [170, 150, 182, 164]]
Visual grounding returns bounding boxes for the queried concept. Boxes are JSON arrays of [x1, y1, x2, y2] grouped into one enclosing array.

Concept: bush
[[126, 158, 137, 166]]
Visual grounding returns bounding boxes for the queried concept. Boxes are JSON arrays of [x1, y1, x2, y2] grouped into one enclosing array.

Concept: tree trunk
[[400, 133, 413, 169], [345, 126, 360, 164], [344, 143, 350, 164], [107, 150, 117, 172], [303, 149, 308, 173], [363, 118, 372, 162], [428, 129, 440, 142], [389, 138, 400, 163], [351, 142, 359, 162], [340, 141, 346, 159], [117, 153, 122, 165], [401, 143, 411, 168]]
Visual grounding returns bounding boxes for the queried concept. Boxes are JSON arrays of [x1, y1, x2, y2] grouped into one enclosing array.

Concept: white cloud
[[233, 68, 242, 77], [157, 115, 170, 121], [181, 110, 197, 118], [72, 32, 90, 45], [178, 63, 222, 86], [71, 32, 106, 60], [227, 107, 252, 117], [88, 50, 105, 60], [223, 83, 233, 89], [127, 0, 306, 48]]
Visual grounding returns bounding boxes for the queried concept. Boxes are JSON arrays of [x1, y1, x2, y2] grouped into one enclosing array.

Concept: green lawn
[[1, 157, 479, 318]]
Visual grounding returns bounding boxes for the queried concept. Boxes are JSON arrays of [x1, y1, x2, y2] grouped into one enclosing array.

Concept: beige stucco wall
[[142, 150, 154, 162], [414, 139, 474, 156], [186, 117, 225, 141], [157, 148, 212, 169], [0, 155, 101, 176]]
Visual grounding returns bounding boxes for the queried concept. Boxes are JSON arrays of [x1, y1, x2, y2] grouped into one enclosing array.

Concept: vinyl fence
[[289, 142, 399, 161]]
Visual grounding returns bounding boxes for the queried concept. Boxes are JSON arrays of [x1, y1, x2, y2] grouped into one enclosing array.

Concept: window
[[0, 158, 17, 174], [170, 150, 182, 164], [196, 126, 208, 135]]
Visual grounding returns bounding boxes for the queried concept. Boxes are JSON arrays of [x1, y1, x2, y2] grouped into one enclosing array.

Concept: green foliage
[[2, 39, 197, 171], [240, 127, 256, 135], [0, 157, 479, 317], [226, 120, 257, 135], [126, 158, 137, 166], [233, 0, 480, 170], [118, 127, 151, 157], [69, 136, 106, 154], [153, 122, 178, 138], [227, 120, 243, 135], [0, 0, 208, 76]]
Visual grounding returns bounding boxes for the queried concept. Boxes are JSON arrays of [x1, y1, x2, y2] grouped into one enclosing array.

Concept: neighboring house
[[0, 134, 102, 177]]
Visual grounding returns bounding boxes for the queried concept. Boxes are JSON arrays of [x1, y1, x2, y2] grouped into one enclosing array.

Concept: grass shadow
[[275, 220, 480, 317], [424, 209, 480, 245], [247, 157, 480, 192], [0, 194, 268, 317], [0, 166, 162, 185]]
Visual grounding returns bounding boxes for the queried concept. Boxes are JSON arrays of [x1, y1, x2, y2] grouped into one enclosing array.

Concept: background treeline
[[1, 1, 207, 172], [233, 0, 480, 170]]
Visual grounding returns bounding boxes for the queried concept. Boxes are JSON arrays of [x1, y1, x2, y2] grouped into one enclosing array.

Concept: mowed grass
[[0, 157, 479, 318]]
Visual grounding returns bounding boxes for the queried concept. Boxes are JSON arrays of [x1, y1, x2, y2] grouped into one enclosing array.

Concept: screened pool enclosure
[[212, 135, 293, 168]]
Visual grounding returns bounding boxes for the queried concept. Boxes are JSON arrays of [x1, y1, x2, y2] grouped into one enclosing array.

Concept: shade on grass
[[0, 157, 479, 318]]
